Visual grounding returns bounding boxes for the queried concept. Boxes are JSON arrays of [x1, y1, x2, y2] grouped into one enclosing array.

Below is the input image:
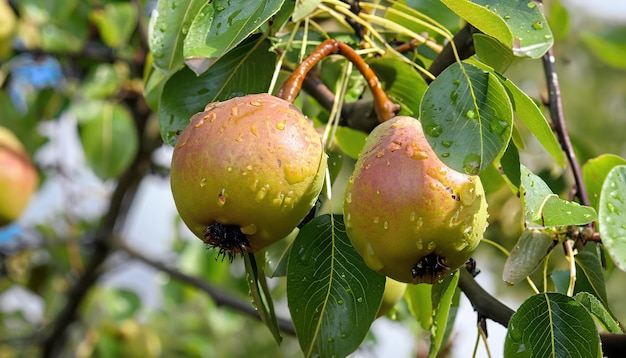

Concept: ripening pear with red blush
[[343, 116, 488, 284]]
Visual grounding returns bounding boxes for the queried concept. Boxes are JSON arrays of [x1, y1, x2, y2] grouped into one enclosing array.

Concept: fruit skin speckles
[[343, 116, 488, 284], [170, 93, 327, 254]]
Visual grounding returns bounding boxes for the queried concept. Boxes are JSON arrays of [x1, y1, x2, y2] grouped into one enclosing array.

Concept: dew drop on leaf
[[466, 109, 477, 119], [425, 124, 443, 138], [463, 154, 481, 175]]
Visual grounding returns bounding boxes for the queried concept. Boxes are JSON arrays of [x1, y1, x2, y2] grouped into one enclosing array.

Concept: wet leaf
[[244, 251, 282, 344], [582, 154, 626, 210], [158, 35, 275, 146], [421, 62, 513, 175], [442, 0, 553, 58], [149, 0, 205, 74], [520, 165, 596, 227], [287, 215, 385, 358], [599, 165, 626, 271], [183, 0, 284, 72], [429, 271, 460, 358], [504, 293, 600, 358]]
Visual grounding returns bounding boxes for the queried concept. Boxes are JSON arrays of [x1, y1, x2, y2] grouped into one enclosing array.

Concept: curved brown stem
[[277, 39, 399, 122]]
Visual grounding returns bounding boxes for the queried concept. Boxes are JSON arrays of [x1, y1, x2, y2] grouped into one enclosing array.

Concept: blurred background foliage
[[1, 0, 626, 356]]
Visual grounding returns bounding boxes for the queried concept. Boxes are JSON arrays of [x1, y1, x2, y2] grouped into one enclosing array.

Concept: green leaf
[[420, 62, 513, 175], [89, 2, 138, 48], [497, 74, 565, 167], [181, 3, 215, 75], [599, 165, 626, 271], [287, 215, 386, 358], [441, 0, 553, 58], [479, 162, 506, 193], [574, 292, 623, 334], [574, 250, 609, 308], [501, 140, 521, 188], [504, 293, 600, 358], [183, 0, 284, 73], [503, 229, 554, 285], [143, 56, 168, 111], [158, 35, 275, 146], [520, 165, 596, 227], [582, 154, 626, 210], [580, 28, 626, 70], [243, 252, 282, 344], [550, 269, 569, 295], [149, 0, 205, 74], [473, 33, 520, 72], [81, 63, 120, 100], [520, 164, 554, 224], [77, 102, 138, 180], [547, 0, 570, 41], [334, 126, 367, 160], [429, 271, 460, 358], [369, 56, 428, 118], [265, 229, 298, 278], [539, 195, 597, 227], [292, 0, 321, 21], [405, 283, 433, 330]]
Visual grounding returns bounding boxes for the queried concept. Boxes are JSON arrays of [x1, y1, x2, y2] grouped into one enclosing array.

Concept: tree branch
[[458, 268, 515, 328], [541, 48, 590, 208], [426, 24, 478, 83], [114, 237, 297, 336], [40, 95, 160, 357]]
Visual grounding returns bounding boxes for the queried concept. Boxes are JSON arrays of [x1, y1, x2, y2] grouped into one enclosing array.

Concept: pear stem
[[277, 39, 400, 122]]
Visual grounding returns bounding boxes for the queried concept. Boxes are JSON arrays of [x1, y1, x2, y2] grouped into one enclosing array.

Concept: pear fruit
[[170, 94, 326, 258], [0, 126, 38, 226], [344, 116, 487, 283]]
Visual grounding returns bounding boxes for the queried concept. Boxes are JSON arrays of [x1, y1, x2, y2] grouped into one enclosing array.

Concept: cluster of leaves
[[2, 0, 626, 357]]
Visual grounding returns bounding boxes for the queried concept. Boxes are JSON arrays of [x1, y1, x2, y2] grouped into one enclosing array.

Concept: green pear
[[170, 94, 326, 257]]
